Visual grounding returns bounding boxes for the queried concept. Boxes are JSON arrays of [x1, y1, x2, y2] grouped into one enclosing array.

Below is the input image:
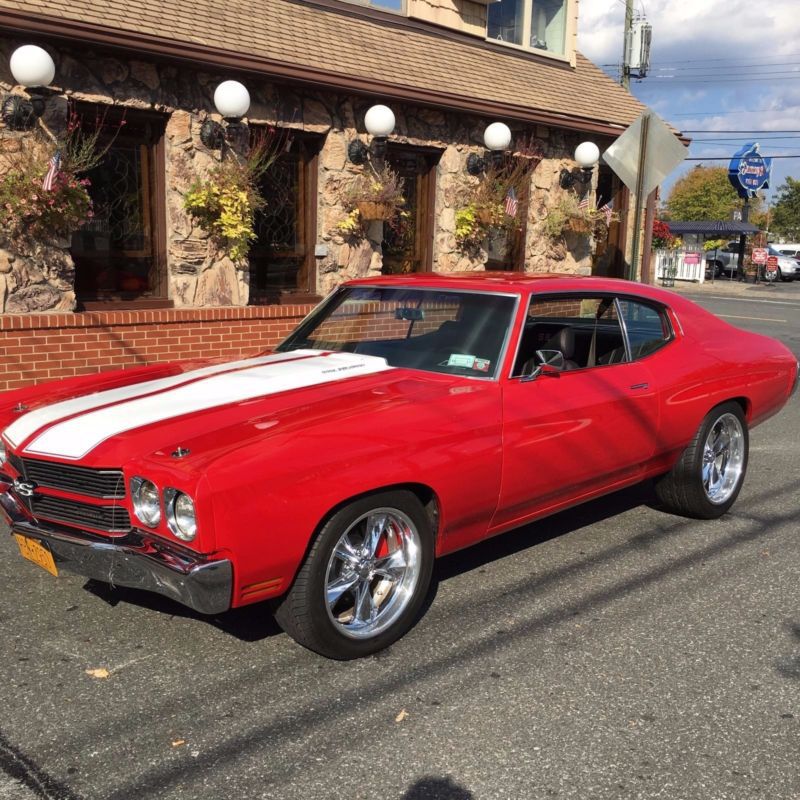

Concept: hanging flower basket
[[355, 200, 396, 221], [567, 216, 593, 234], [475, 206, 495, 225]]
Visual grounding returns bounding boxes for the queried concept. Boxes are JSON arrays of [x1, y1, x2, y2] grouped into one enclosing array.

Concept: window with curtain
[[488, 0, 568, 55]]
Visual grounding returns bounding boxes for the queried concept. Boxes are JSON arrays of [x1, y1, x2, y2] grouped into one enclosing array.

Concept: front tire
[[274, 490, 434, 659], [654, 402, 748, 519]]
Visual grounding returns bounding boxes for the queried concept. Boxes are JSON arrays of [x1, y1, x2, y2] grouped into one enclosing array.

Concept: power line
[[685, 154, 800, 160], [682, 129, 800, 134], [669, 109, 797, 117], [600, 52, 800, 67], [648, 61, 800, 72]]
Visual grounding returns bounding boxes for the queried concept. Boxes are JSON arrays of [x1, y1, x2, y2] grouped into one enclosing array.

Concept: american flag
[[578, 196, 590, 210], [504, 186, 519, 218], [42, 151, 61, 192], [599, 200, 614, 224]]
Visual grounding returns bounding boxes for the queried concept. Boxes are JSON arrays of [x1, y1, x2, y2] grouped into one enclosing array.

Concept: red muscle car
[[1, 274, 797, 659]]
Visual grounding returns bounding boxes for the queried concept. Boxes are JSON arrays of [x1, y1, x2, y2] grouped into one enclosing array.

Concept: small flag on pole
[[504, 186, 518, 218], [578, 196, 590, 210], [599, 200, 614, 225], [42, 151, 61, 192]]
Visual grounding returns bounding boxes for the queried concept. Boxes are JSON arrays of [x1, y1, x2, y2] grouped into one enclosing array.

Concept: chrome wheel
[[702, 412, 745, 504], [324, 507, 422, 640]]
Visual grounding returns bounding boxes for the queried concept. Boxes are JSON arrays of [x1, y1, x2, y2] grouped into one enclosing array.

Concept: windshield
[[277, 286, 517, 379]]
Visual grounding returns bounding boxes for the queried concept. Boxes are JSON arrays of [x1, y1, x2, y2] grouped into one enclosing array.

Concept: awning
[[666, 221, 761, 236]]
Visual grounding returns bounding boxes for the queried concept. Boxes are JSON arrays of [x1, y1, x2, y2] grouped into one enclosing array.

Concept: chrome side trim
[[1, 483, 231, 615]]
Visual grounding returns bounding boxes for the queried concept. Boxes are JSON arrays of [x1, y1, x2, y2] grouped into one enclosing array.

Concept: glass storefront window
[[488, 0, 568, 55]]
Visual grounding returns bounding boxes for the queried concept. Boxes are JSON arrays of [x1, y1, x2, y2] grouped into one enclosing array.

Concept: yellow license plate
[[14, 534, 58, 577]]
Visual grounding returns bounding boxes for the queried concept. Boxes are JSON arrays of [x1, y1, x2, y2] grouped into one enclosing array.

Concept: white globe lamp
[[364, 104, 395, 138], [213, 80, 250, 120], [9, 45, 55, 88], [483, 122, 512, 152], [574, 141, 600, 170]]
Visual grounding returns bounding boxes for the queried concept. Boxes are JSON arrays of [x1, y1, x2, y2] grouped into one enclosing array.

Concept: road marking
[[691, 293, 800, 307], [718, 313, 787, 323]]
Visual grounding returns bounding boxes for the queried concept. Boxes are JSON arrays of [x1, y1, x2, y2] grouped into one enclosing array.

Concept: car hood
[[2, 350, 415, 466]]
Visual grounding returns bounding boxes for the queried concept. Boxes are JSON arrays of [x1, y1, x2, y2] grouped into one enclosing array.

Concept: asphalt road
[[1, 292, 799, 800]]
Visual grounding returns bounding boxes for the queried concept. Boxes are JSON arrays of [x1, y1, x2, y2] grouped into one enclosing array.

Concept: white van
[[772, 243, 800, 257]]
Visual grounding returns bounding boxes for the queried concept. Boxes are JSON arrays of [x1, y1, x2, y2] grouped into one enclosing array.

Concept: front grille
[[30, 495, 131, 533], [14, 456, 125, 499]]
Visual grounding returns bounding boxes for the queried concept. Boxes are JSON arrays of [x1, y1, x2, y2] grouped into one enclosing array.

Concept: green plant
[[544, 194, 620, 242], [184, 129, 288, 261], [339, 161, 406, 225], [453, 152, 537, 252], [0, 109, 123, 245], [703, 238, 726, 252]]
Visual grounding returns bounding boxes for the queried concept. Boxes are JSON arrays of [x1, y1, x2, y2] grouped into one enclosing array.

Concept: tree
[[665, 166, 756, 221], [770, 177, 800, 240]]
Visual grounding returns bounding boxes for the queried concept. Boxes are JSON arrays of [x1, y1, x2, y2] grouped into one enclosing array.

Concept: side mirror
[[521, 349, 564, 382]]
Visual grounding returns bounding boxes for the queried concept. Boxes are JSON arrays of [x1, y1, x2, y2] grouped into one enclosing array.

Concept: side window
[[617, 298, 672, 359], [512, 295, 626, 376]]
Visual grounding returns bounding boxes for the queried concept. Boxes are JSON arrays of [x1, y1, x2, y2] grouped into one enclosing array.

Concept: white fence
[[654, 249, 706, 284]]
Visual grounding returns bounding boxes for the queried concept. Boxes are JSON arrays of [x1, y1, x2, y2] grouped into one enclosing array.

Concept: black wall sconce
[[2, 45, 56, 131], [200, 80, 251, 151], [466, 122, 512, 176], [559, 141, 601, 191], [348, 104, 396, 165]]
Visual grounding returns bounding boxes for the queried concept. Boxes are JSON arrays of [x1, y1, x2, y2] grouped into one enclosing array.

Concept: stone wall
[[1, 38, 597, 314]]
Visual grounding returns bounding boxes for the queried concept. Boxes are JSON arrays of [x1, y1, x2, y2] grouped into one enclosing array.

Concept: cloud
[[578, 1, 800, 196]]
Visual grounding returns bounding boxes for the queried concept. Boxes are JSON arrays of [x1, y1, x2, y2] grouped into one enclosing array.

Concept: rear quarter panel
[[652, 296, 796, 463]]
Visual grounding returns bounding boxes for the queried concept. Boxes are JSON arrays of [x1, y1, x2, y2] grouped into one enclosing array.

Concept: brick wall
[[0, 305, 315, 393]]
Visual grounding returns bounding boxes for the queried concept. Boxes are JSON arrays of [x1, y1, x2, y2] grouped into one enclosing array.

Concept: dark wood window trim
[[248, 130, 323, 305], [384, 144, 442, 275], [71, 104, 170, 310]]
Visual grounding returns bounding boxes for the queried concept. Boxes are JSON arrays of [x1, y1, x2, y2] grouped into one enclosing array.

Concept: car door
[[492, 294, 663, 531]]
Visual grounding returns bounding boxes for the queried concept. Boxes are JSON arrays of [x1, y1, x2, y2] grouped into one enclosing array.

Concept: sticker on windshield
[[474, 358, 491, 373], [447, 354, 476, 368]]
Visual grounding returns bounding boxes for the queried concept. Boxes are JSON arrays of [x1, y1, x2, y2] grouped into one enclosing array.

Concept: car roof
[[345, 271, 679, 303]]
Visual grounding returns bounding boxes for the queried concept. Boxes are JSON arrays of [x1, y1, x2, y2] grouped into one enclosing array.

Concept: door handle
[[629, 382, 649, 390]]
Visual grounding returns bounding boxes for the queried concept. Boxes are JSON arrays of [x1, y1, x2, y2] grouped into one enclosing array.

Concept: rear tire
[[274, 490, 434, 659], [654, 402, 748, 519]]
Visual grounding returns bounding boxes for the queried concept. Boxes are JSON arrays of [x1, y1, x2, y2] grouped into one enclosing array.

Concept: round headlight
[[132, 478, 161, 528], [172, 492, 197, 542]]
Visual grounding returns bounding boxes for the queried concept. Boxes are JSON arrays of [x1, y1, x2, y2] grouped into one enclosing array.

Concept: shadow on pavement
[[402, 776, 474, 799]]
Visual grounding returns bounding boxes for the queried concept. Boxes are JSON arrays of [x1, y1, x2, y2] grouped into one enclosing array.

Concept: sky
[[577, 0, 800, 204]]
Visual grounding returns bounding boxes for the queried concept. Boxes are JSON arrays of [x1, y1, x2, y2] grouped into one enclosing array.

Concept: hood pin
[[171, 447, 190, 459]]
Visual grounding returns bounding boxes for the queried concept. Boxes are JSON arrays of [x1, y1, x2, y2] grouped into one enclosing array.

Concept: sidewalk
[[664, 277, 793, 298]]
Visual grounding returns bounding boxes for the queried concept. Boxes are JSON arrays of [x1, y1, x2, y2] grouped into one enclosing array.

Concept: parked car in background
[[767, 246, 800, 281], [772, 243, 800, 258], [704, 241, 743, 279], [1, 274, 797, 659], [705, 242, 799, 281]]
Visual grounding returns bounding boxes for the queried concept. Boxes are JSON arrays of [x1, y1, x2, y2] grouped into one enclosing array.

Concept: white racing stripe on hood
[[4, 350, 318, 449], [23, 352, 392, 460]]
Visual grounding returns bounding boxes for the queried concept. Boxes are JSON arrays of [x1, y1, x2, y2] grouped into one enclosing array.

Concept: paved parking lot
[[1, 291, 798, 800]]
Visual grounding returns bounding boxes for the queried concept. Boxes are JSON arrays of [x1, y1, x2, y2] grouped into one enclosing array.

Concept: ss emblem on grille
[[13, 478, 37, 497]]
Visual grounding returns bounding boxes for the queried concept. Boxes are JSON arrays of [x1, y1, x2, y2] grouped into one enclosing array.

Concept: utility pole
[[621, 0, 634, 90]]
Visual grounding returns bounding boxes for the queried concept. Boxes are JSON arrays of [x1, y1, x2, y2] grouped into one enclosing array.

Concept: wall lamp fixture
[[348, 104, 396, 164], [559, 141, 601, 191], [200, 80, 251, 150], [2, 45, 56, 131], [466, 122, 512, 176]]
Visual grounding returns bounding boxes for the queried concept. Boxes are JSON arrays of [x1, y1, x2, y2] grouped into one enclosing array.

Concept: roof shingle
[[0, 0, 648, 132]]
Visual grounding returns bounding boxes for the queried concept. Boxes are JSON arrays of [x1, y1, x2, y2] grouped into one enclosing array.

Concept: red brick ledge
[[0, 305, 315, 331]]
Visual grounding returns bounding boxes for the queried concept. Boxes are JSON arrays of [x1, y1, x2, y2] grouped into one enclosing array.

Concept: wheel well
[[719, 396, 751, 421], [308, 482, 441, 551]]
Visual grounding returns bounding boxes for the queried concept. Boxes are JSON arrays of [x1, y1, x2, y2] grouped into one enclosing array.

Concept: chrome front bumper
[[0, 480, 232, 615]]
